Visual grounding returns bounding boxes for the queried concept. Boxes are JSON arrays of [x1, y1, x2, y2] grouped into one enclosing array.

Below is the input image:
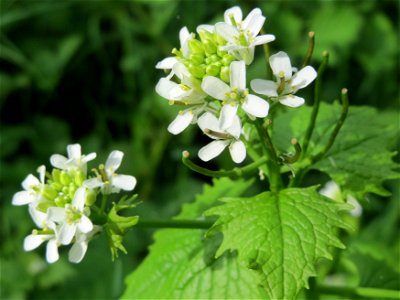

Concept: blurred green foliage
[[0, 0, 398, 299]]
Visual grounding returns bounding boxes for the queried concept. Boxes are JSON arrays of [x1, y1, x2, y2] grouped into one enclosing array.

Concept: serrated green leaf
[[122, 178, 265, 299], [205, 186, 351, 299], [273, 103, 399, 199]]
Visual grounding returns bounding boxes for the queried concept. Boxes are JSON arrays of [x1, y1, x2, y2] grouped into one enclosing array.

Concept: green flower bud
[[85, 189, 97, 206], [188, 39, 205, 55], [209, 54, 219, 63], [50, 182, 63, 192], [220, 66, 230, 83], [198, 29, 213, 42], [190, 53, 204, 65], [222, 54, 236, 66], [217, 48, 228, 58], [74, 171, 85, 186], [62, 186, 69, 194], [55, 196, 67, 207], [42, 186, 57, 200], [188, 63, 205, 79], [203, 40, 217, 55], [68, 185, 77, 198], [60, 172, 71, 185], [37, 201, 54, 213], [206, 64, 220, 76], [214, 33, 226, 45], [52, 169, 61, 183]]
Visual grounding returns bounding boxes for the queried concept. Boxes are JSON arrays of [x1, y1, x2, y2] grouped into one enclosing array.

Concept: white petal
[[169, 85, 191, 101], [291, 66, 317, 90], [58, 223, 76, 245], [168, 111, 194, 135], [224, 6, 243, 25], [269, 51, 292, 80], [82, 152, 96, 163], [225, 115, 242, 139], [12, 191, 36, 205], [250, 79, 278, 97], [201, 76, 230, 100], [155, 78, 179, 100], [21, 174, 40, 191], [78, 216, 93, 233], [252, 34, 276, 46], [37, 165, 46, 184], [83, 178, 103, 189], [196, 24, 214, 34], [24, 234, 51, 251], [50, 154, 68, 169], [198, 140, 229, 162], [69, 241, 88, 263], [229, 140, 246, 163], [112, 174, 137, 191], [172, 62, 191, 80], [197, 112, 220, 135], [242, 94, 269, 118], [155, 57, 178, 69], [230, 61, 246, 90], [215, 22, 239, 43], [47, 207, 66, 223], [46, 239, 59, 263], [219, 103, 239, 130], [72, 187, 86, 211], [29, 204, 47, 228], [279, 95, 305, 107], [179, 26, 190, 47], [105, 150, 123, 173], [67, 144, 81, 160], [242, 9, 265, 36]]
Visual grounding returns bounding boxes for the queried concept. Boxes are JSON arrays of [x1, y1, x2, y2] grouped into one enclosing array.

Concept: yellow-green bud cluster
[[174, 30, 236, 82], [35, 169, 92, 212]]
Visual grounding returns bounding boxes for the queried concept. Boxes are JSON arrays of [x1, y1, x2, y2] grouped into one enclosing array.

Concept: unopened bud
[[206, 64, 220, 76], [190, 53, 204, 65], [60, 172, 71, 185], [220, 66, 230, 82], [222, 54, 236, 66], [188, 39, 205, 55], [203, 40, 217, 54], [188, 63, 205, 79]]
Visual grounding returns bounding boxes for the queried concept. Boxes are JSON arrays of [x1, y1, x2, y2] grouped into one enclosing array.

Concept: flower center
[[66, 205, 83, 225], [225, 88, 249, 104]]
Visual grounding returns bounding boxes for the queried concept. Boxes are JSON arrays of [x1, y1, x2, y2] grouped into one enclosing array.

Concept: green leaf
[[122, 178, 266, 299], [273, 103, 399, 199], [205, 186, 351, 300]]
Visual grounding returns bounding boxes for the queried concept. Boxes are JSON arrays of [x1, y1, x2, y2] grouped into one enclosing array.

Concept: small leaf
[[205, 186, 351, 299]]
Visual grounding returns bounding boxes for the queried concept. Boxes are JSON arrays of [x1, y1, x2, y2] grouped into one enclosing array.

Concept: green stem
[[136, 219, 213, 229], [302, 51, 329, 157], [182, 151, 268, 178], [302, 32, 315, 67], [254, 119, 282, 192], [317, 285, 400, 299], [260, 29, 272, 80], [100, 193, 108, 213], [311, 88, 349, 163]]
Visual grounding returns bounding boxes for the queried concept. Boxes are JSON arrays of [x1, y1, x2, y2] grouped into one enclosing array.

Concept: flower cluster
[[12, 144, 137, 263], [156, 6, 317, 163]]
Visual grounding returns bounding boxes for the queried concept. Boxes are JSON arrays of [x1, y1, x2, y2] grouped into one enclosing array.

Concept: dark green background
[[1, 0, 398, 299]]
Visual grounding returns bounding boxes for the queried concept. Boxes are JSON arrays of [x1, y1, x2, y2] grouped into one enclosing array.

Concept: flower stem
[[302, 51, 329, 157], [136, 219, 213, 229], [311, 88, 349, 163], [181, 151, 268, 178], [317, 285, 400, 299], [260, 29, 272, 80], [254, 119, 282, 192], [302, 32, 315, 67]]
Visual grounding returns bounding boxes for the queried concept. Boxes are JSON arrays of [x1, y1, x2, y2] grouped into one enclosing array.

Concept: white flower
[[12, 165, 46, 206], [47, 187, 93, 245], [68, 225, 101, 263], [155, 26, 193, 70], [50, 144, 96, 174], [201, 60, 269, 130], [84, 151, 137, 194], [23, 222, 60, 264], [156, 62, 207, 134], [215, 7, 275, 64], [198, 112, 246, 163], [251, 51, 317, 107]]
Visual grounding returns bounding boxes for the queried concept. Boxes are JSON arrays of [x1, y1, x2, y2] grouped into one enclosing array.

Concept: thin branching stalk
[[302, 32, 315, 67]]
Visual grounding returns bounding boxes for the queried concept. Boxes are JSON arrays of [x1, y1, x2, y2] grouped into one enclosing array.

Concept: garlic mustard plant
[[11, 4, 399, 300]]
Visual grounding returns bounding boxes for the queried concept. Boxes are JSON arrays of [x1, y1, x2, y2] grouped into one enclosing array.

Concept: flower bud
[[198, 29, 213, 42], [222, 54, 236, 66], [203, 40, 217, 55], [42, 186, 57, 200], [85, 189, 97, 206], [206, 64, 220, 76], [52, 169, 61, 183], [190, 53, 204, 65], [188, 63, 205, 79], [220, 66, 230, 82], [214, 33, 226, 45], [60, 172, 71, 185], [188, 39, 205, 55]]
